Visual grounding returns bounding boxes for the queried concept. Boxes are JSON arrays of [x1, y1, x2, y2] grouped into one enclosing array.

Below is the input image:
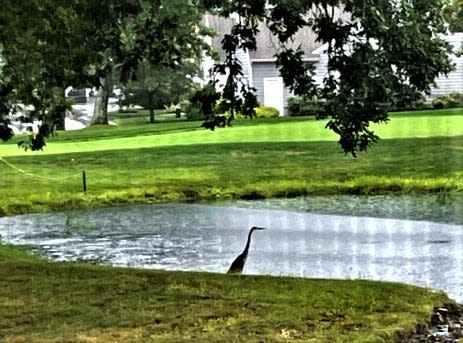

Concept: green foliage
[[185, 102, 206, 121], [287, 96, 323, 117], [0, 0, 81, 148], [442, 0, 463, 32], [254, 106, 280, 118], [124, 61, 199, 113], [432, 91, 463, 109], [186, 81, 225, 123], [0, 248, 453, 341], [0, 0, 212, 148], [207, 0, 454, 156]]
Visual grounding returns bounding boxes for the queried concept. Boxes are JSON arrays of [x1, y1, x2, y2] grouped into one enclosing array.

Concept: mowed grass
[[1, 137, 462, 216], [1, 108, 462, 156], [0, 110, 462, 216], [0, 109, 462, 342], [0, 245, 452, 342]]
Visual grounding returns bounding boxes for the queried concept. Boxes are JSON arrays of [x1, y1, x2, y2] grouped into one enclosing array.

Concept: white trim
[[312, 43, 329, 55], [251, 57, 319, 63], [263, 77, 285, 116]]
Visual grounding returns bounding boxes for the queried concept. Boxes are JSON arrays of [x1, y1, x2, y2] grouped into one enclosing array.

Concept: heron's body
[[227, 226, 266, 274]]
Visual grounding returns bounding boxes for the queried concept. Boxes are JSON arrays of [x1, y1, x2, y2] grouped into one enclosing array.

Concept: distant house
[[65, 87, 92, 104], [205, 14, 463, 114], [429, 33, 463, 97], [204, 14, 324, 115], [312, 32, 463, 99]]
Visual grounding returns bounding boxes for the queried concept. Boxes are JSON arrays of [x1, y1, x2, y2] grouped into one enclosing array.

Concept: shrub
[[254, 106, 280, 118], [447, 91, 463, 107], [287, 96, 322, 117], [432, 92, 463, 109], [410, 94, 431, 110], [184, 102, 205, 121], [432, 97, 445, 109]]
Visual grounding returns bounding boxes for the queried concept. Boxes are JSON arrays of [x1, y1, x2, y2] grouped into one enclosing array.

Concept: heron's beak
[[254, 226, 267, 230]]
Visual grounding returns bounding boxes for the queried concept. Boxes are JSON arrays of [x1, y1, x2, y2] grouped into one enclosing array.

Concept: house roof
[[249, 21, 321, 61], [204, 14, 234, 61], [205, 14, 322, 62]]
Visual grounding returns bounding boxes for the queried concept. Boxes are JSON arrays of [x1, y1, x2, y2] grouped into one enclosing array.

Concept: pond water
[[0, 196, 462, 302]]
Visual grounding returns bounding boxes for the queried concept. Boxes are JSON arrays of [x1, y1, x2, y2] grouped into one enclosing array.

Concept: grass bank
[[0, 109, 462, 342], [0, 244, 453, 342], [0, 136, 462, 216], [0, 110, 462, 216], [1, 108, 462, 157]]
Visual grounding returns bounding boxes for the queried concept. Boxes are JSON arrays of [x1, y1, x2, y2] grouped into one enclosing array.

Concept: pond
[[0, 195, 462, 302]]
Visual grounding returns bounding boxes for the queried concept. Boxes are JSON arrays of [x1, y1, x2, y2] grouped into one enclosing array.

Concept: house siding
[[312, 33, 463, 98], [251, 61, 292, 113], [429, 33, 463, 97]]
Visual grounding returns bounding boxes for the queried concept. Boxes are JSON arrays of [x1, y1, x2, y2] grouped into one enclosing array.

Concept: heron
[[227, 226, 266, 274]]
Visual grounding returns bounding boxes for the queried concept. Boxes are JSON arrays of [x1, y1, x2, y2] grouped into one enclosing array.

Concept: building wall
[[251, 61, 293, 114], [430, 33, 463, 97], [311, 33, 463, 99]]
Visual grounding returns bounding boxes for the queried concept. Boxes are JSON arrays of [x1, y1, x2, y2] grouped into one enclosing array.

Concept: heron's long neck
[[242, 229, 255, 254]]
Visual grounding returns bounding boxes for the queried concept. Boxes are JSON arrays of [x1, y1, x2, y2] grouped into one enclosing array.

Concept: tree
[[78, 0, 212, 125], [204, 0, 454, 156], [0, 0, 84, 149], [0, 0, 212, 149], [443, 0, 463, 55], [123, 59, 201, 123], [443, 0, 463, 32]]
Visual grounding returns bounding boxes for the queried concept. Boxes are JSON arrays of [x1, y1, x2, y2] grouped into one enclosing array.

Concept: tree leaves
[[443, 0, 463, 32], [205, 0, 454, 156], [0, 0, 213, 149]]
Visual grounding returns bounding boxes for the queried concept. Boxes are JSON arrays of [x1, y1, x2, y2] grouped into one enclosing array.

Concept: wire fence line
[[0, 155, 82, 181]]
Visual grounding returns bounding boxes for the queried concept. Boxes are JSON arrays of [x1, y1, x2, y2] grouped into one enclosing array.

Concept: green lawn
[[0, 109, 462, 342], [1, 136, 462, 216], [0, 244, 452, 342], [1, 108, 461, 156], [0, 110, 462, 216]]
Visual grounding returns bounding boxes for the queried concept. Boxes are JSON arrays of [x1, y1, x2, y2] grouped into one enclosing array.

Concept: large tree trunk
[[91, 77, 110, 125]]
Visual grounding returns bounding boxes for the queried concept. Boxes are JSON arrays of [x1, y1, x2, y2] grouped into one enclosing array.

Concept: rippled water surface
[[0, 199, 462, 301]]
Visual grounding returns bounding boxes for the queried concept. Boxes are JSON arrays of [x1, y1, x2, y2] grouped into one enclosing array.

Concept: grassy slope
[[0, 245, 451, 342], [0, 113, 462, 216], [1, 137, 462, 215], [0, 109, 462, 341], [1, 109, 462, 156]]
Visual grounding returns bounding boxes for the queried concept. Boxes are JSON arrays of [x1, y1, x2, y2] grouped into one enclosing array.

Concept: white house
[[429, 33, 463, 97], [205, 13, 463, 113], [312, 33, 463, 99]]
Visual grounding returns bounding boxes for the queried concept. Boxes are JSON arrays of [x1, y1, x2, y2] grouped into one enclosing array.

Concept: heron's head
[[251, 226, 267, 231]]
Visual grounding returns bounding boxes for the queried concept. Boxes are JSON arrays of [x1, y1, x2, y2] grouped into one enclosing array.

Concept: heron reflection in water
[[227, 226, 267, 274]]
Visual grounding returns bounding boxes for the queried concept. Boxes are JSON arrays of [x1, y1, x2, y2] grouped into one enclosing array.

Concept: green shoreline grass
[[1, 136, 462, 217], [0, 109, 462, 341], [0, 244, 454, 342]]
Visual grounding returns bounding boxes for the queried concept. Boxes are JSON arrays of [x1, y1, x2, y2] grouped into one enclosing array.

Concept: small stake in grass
[[227, 226, 266, 274], [82, 170, 87, 192]]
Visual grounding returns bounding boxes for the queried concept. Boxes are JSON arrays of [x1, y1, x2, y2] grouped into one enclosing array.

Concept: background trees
[[204, 0, 454, 155], [121, 59, 201, 123], [0, 0, 456, 155], [0, 0, 211, 149]]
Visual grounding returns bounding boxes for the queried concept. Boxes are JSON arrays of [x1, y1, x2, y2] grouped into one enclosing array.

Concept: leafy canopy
[[204, 0, 454, 156], [0, 0, 455, 155], [0, 0, 211, 150], [443, 0, 463, 32]]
